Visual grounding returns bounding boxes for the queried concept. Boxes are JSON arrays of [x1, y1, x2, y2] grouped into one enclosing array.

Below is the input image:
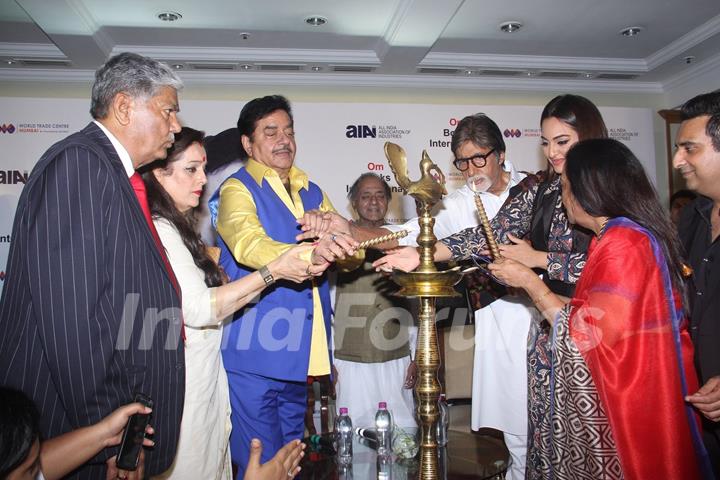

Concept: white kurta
[[153, 218, 232, 480], [334, 356, 417, 429], [388, 162, 533, 434], [472, 297, 538, 434], [329, 271, 418, 431]]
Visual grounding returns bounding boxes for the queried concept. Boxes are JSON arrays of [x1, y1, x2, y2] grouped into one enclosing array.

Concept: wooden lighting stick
[[473, 194, 501, 260], [357, 230, 409, 249]]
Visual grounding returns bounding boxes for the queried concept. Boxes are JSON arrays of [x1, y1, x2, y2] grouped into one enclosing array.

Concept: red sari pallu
[[527, 217, 712, 479]]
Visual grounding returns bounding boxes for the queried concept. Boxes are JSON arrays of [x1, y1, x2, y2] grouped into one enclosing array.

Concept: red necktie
[[130, 172, 185, 340]]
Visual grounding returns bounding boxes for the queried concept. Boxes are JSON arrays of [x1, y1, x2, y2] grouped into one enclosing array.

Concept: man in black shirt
[[675, 90, 720, 475]]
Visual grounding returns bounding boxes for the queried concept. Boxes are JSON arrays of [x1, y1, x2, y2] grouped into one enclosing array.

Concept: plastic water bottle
[[376, 452, 392, 480], [436, 394, 449, 446], [335, 407, 353, 464], [339, 461, 354, 480], [374, 401, 393, 456]]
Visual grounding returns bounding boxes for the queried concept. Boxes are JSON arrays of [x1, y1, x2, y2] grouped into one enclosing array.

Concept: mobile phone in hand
[[116, 393, 153, 471]]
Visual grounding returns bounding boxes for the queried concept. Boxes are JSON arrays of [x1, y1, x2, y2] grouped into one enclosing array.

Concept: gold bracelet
[[532, 289, 553, 305]]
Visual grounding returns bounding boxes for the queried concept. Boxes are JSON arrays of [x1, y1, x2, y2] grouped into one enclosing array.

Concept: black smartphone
[[116, 393, 154, 471]]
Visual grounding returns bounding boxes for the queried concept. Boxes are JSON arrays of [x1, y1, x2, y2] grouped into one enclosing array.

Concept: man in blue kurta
[[209, 95, 356, 476]]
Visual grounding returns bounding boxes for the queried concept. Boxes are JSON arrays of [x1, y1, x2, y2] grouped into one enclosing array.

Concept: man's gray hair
[[90, 52, 183, 119], [347, 172, 392, 202]]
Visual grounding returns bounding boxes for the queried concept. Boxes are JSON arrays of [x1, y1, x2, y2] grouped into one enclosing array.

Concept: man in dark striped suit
[[0, 53, 185, 478]]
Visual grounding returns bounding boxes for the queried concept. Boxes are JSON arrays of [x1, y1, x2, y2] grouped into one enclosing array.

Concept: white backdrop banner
[[0, 97, 655, 291]]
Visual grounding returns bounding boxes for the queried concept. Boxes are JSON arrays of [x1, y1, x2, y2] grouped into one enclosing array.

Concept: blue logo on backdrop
[[346, 125, 377, 139]]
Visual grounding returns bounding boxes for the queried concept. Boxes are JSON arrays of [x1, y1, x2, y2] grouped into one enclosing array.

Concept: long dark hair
[[144, 127, 224, 288], [0, 387, 40, 478], [565, 138, 685, 292], [541, 94, 608, 181]]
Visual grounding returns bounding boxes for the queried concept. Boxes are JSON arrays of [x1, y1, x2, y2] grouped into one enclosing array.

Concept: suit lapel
[[81, 123, 176, 290]]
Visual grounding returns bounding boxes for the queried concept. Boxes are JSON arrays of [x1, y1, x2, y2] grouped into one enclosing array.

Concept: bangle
[[259, 265, 275, 286], [532, 289, 553, 305]]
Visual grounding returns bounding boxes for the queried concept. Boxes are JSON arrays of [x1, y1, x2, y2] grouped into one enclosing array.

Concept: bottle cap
[[339, 407, 348, 415], [378, 401, 387, 409]]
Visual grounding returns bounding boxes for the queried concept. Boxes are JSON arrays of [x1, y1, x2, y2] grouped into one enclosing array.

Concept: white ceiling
[[1, 0, 719, 93]]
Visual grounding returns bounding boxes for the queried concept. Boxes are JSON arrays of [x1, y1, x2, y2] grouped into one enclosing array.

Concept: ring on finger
[[287, 469, 295, 477], [330, 234, 337, 242]]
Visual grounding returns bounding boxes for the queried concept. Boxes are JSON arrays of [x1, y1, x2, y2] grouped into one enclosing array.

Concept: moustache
[[466, 174, 492, 193]]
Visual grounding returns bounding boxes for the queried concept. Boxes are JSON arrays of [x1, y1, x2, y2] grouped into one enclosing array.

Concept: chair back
[[442, 323, 475, 400], [440, 312, 475, 433], [304, 375, 334, 435]]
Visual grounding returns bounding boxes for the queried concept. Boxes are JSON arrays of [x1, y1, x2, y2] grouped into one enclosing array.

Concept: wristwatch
[[259, 265, 275, 286]]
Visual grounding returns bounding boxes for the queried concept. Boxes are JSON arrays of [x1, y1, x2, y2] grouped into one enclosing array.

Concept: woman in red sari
[[489, 138, 712, 479]]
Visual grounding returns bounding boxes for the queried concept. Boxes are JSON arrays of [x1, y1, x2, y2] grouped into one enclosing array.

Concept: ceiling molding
[[646, 13, 720, 70], [92, 29, 115, 57], [662, 50, 720, 91], [371, 0, 464, 73], [0, 42, 67, 58], [421, 52, 648, 72], [14, 0, 111, 66], [69, 0, 114, 56], [0, 67, 663, 93], [113, 45, 381, 65], [0, 67, 93, 82], [66, 0, 100, 34], [177, 71, 664, 93], [375, 0, 416, 59]]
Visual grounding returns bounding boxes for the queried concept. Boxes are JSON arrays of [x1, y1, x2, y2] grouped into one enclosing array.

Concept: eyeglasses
[[452, 148, 496, 172]]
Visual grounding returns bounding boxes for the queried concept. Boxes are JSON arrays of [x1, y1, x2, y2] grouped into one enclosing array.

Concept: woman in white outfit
[[144, 127, 317, 480]]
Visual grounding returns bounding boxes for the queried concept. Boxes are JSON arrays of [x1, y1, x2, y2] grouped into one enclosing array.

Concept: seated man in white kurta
[[332, 173, 417, 429]]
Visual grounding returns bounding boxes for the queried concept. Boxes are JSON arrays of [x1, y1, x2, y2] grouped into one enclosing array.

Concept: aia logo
[[346, 125, 377, 139], [0, 124, 16, 134], [504, 128, 521, 138]]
